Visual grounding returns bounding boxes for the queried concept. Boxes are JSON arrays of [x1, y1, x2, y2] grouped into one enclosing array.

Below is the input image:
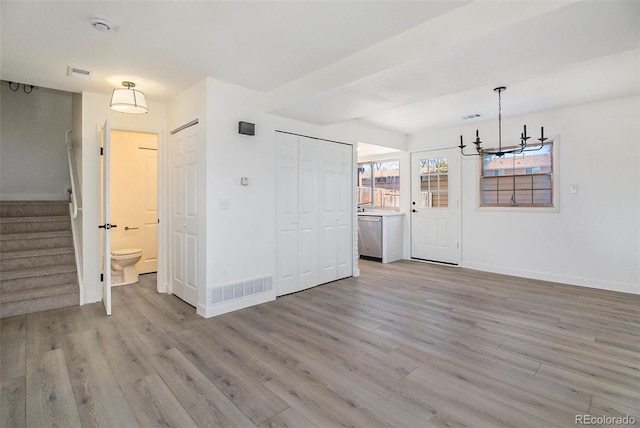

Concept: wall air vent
[[208, 276, 273, 305], [67, 66, 92, 79]]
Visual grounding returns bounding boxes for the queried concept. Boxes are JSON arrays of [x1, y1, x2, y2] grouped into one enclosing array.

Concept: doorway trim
[[109, 126, 167, 294]]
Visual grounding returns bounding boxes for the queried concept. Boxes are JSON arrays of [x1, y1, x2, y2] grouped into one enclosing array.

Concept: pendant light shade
[[110, 81, 148, 114]]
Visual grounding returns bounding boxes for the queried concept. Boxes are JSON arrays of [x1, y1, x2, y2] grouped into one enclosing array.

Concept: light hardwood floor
[[1, 259, 639, 427]]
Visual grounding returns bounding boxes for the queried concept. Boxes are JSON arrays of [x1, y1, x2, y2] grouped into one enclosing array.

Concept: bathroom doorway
[[110, 130, 159, 280]]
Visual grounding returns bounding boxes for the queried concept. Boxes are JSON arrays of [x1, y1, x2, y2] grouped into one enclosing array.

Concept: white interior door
[[170, 124, 199, 306], [100, 118, 112, 315], [138, 143, 158, 273], [411, 148, 460, 264]]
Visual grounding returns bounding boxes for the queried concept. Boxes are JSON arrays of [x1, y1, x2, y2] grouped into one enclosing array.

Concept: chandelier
[[110, 81, 148, 114], [458, 86, 547, 157]]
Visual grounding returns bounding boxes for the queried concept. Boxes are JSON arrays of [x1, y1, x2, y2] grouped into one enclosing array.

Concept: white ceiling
[[2, 1, 638, 135]]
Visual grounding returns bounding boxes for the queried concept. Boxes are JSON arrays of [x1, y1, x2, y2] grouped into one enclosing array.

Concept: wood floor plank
[[1, 376, 25, 428], [536, 362, 640, 411], [258, 406, 318, 428], [150, 347, 256, 427], [26, 348, 81, 428], [0, 315, 25, 381], [123, 373, 198, 428], [407, 367, 565, 428], [64, 329, 139, 428], [268, 330, 437, 427], [170, 327, 289, 425], [589, 396, 640, 421]]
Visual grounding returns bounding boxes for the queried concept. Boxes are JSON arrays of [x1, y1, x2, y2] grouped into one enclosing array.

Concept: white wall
[[201, 78, 333, 316], [169, 77, 374, 317], [81, 92, 167, 304], [409, 96, 640, 294], [0, 83, 72, 200]]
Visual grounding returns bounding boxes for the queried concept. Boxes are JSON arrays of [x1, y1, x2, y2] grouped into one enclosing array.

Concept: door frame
[[110, 129, 160, 276], [106, 125, 167, 295], [409, 147, 462, 265]]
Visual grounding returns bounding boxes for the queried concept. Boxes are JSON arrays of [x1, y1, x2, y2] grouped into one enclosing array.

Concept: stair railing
[[66, 129, 84, 304], [65, 130, 78, 219]]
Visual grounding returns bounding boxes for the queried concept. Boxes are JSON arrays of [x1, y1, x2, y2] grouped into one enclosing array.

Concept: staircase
[[0, 201, 79, 318]]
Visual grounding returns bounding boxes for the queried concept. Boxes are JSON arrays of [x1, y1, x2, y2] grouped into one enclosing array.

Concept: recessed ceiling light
[[91, 17, 112, 32], [67, 66, 92, 79]]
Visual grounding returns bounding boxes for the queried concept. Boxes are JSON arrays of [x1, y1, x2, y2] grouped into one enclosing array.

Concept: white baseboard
[[461, 261, 640, 295]]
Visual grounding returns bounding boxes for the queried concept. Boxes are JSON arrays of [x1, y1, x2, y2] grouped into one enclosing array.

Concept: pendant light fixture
[[110, 81, 148, 114], [458, 86, 546, 157]]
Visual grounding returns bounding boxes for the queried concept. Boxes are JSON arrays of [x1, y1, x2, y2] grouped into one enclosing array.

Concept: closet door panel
[[318, 141, 338, 284], [298, 138, 318, 289], [336, 143, 353, 279], [276, 133, 299, 296]]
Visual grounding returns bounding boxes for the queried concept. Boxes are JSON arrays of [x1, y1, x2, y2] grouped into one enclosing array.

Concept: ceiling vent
[[67, 66, 92, 79], [462, 113, 482, 120]]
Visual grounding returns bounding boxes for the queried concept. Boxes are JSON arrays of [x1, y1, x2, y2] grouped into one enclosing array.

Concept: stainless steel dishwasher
[[358, 215, 382, 259]]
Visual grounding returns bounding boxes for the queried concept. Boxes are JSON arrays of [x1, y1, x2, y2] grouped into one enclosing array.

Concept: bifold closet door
[[276, 132, 352, 297], [276, 132, 300, 296], [318, 140, 353, 284], [298, 137, 319, 289]]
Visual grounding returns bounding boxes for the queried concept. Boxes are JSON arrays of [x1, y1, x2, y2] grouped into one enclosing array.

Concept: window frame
[[357, 158, 401, 210], [478, 140, 557, 210]]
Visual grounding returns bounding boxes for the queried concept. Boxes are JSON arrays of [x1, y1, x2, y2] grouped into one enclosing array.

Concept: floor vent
[[209, 276, 273, 305]]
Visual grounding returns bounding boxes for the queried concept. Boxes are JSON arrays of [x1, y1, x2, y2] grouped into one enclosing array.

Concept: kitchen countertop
[[357, 211, 405, 217]]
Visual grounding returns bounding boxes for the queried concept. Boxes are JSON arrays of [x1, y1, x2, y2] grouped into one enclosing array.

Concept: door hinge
[[100, 273, 104, 282], [100, 147, 104, 156]]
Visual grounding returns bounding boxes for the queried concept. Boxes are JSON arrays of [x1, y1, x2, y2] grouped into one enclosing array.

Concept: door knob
[[412, 209, 417, 213]]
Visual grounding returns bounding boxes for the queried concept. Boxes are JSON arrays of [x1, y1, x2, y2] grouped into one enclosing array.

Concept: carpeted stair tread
[[0, 290, 78, 318], [0, 283, 77, 304], [0, 215, 70, 223], [0, 200, 69, 218], [0, 246, 74, 260], [0, 264, 77, 281], [0, 230, 72, 241]]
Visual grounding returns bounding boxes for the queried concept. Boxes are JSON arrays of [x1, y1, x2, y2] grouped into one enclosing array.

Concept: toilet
[[110, 248, 143, 286]]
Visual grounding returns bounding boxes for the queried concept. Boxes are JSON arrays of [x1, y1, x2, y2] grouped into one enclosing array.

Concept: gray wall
[[0, 81, 72, 200]]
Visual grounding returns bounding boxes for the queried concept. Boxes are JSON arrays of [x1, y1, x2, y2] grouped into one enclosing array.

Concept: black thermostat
[[238, 121, 255, 136]]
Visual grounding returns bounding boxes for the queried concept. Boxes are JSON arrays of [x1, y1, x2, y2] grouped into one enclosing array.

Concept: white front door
[[100, 118, 112, 315], [411, 148, 460, 264], [170, 124, 199, 306]]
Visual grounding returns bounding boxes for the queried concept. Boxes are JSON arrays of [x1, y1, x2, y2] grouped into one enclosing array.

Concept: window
[[357, 160, 400, 208], [419, 157, 448, 208], [481, 141, 553, 207]]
